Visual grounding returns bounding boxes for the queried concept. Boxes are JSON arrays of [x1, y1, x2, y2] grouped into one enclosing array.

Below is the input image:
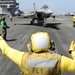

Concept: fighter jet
[[30, 3, 53, 27]]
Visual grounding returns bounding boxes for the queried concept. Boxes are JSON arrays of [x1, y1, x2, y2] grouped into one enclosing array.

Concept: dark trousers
[[73, 21, 75, 27], [2, 28, 7, 40]]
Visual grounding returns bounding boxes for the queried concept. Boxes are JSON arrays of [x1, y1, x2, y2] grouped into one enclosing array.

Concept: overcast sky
[[17, 0, 75, 14]]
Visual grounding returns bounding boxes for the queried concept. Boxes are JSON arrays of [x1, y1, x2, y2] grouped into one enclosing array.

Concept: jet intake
[[37, 13, 44, 20]]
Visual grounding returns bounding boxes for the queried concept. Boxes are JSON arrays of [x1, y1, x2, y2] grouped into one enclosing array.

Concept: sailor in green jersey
[[1, 17, 10, 40]]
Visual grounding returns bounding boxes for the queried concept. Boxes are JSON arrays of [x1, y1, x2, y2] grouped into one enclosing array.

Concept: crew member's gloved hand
[[27, 43, 32, 51], [27, 43, 33, 52], [69, 41, 75, 54]]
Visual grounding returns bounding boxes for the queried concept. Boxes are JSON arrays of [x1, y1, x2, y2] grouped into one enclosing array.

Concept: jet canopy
[[41, 5, 49, 9], [38, 5, 53, 14]]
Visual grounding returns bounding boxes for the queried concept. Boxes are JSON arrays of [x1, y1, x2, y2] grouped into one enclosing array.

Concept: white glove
[[69, 41, 75, 54]]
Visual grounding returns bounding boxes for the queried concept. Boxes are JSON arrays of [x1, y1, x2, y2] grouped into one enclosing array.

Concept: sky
[[0, 0, 75, 15], [16, 0, 75, 15]]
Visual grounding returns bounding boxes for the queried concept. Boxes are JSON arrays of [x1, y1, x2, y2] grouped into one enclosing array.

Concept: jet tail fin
[[33, 3, 37, 12]]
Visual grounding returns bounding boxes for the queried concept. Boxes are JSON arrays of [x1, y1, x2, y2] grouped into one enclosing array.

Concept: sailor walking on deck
[[0, 17, 10, 40], [72, 15, 75, 27]]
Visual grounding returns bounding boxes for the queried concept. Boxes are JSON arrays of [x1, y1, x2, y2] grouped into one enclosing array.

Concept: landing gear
[[43, 18, 47, 27], [30, 21, 33, 25], [30, 18, 35, 25], [30, 18, 47, 28]]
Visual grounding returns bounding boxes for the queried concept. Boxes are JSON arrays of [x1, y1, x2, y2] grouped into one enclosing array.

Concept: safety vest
[[73, 16, 75, 21], [21, 52, 61, 75], [1, 21, 7, 28]]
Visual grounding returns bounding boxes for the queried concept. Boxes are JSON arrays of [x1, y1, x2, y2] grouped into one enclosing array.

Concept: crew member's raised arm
[[0, 36, 24, 69], [61, 41, 75, 73]]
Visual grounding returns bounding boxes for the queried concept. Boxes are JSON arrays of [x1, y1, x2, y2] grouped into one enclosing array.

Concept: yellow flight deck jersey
[[73, 16, 75, 21], [0, 36, 75, 75]]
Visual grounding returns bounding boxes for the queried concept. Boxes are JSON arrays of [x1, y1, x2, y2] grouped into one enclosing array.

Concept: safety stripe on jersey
[[28, 59, 57, 67]]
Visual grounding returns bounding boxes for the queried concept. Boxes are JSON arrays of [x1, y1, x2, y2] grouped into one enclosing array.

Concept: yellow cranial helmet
[[31, 32, 51, 52]]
